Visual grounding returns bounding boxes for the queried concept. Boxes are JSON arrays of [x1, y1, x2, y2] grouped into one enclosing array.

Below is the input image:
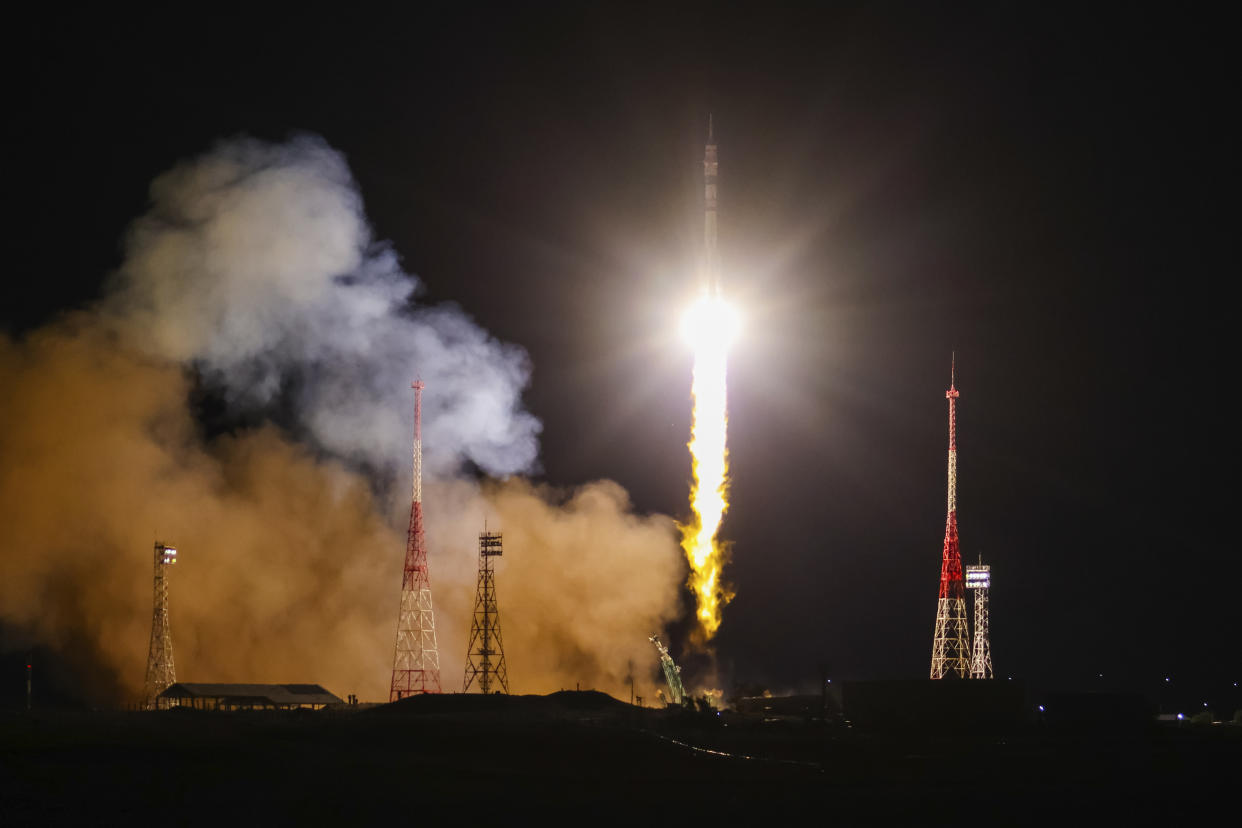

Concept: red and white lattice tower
[[930, 356, 971, 679], [389, 380, 442, 699]]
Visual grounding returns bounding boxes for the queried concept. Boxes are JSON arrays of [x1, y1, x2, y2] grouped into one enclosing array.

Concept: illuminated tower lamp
[[965, 559, 993, 679]]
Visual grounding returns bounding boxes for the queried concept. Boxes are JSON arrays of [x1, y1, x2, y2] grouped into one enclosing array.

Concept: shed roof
[[160, 683, 343, 706]]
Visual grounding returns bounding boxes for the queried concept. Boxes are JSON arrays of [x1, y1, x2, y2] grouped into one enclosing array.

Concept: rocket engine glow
[[681, 294, 737, 638]]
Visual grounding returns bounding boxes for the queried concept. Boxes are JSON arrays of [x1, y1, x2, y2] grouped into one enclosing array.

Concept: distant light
[[1098, 673, 1103, 678], [1165, 677, 1171, 683], [1177, 713, 1184, 720], [1204, 702, 1209, 707], [1007, 676, 1012, 681], [826, 679, 832, 683], [1038, 705, 1045, 712]]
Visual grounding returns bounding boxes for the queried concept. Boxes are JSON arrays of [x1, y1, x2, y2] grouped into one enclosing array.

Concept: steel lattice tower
[[389, 380, 442, 700], [930, 357, 971, 679], [650, 634, 686, 706], [143, 542, 178, 709], [462, 531, 509, 694], [966, 559, 994, 679]]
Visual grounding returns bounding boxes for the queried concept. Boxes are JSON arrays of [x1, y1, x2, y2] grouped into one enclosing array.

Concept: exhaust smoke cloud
[[0, 135, 682, 704]]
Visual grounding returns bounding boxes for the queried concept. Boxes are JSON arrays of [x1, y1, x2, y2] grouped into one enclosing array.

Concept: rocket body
[[703, 117, 720, 295]]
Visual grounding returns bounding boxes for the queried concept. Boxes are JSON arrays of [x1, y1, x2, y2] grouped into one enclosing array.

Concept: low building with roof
[[157, 683, 343, 711]]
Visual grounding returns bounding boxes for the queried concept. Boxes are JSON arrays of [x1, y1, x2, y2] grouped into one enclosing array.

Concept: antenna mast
[[389, 380, 442, 699], [930, 356, 971, 678]]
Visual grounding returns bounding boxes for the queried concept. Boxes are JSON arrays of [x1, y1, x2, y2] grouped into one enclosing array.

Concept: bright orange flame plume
[[680, 295, 737, 639]]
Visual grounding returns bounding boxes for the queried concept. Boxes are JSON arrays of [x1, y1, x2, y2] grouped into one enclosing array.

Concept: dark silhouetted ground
[[2, 691, 1237, 824]]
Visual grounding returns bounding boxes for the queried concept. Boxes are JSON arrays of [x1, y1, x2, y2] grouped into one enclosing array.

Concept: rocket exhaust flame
[[680, 294, 737, 639], [678, 118, 736, 641]]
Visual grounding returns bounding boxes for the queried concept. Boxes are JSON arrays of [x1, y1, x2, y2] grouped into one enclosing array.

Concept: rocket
[[703, 114, 720, 295]]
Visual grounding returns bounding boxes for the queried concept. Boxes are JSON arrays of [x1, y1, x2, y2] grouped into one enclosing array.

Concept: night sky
[[7, 5, 1237, 700]]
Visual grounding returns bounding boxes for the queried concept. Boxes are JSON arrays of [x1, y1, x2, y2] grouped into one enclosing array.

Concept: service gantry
[[650, 634, 685, 706], [143, 542, 178, 709], [389, 380, 442, 699], [966, 557, 994, 679], [462, 530, 510, 694], [930, 356, 971, 679]]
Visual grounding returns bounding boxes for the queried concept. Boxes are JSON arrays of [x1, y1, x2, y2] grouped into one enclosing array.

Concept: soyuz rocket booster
[[703, 114, 720, 296]]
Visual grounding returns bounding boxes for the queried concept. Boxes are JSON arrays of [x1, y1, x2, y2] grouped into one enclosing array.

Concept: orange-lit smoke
[[0, 136, 682, 704]]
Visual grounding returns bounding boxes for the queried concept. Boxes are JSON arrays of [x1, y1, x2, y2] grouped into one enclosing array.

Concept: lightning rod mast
[[930, 356, 971, 678], [389, 380, 442, 699]]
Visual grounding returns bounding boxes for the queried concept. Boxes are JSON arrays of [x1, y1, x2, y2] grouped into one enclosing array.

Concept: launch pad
[[4, 688, 1236, 824]]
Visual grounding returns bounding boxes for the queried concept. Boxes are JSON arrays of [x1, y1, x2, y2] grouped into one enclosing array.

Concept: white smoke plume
[[0, 135, 684, 704], [105, 133, 539, 477]]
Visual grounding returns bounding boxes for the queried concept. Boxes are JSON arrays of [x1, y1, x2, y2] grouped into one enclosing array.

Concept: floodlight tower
[[966, 558, 993, 679], [143, 542, 178, 709], [930, 356, 971, 679], [389, 380, 442, 699], [462, 530, 509, 694]]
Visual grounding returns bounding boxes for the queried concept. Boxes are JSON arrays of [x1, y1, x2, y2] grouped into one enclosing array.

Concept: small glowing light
[[1098, 673, 1103, 678], [1177, 713, 1184, 720], [1038, 705, 1045, 712], [1165, 677, 1171, 682]]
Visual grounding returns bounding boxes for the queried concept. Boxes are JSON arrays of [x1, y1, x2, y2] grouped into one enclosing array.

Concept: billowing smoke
[[104, 133, 539, 477], [0, 135, 682, 704], [432, 479, 683, 695]]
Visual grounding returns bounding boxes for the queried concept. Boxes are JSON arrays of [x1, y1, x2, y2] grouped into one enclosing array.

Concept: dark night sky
[[7, 5, 1237, 697]]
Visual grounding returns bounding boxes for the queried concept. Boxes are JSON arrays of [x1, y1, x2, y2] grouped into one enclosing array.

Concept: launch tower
[[930, 357, 971, 678], [462, 530, 509, 694], [389, 380, 442, 699], [143, 542, 178, 709], [650, 634, 685, 706], [966, 559, 993, 679]]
